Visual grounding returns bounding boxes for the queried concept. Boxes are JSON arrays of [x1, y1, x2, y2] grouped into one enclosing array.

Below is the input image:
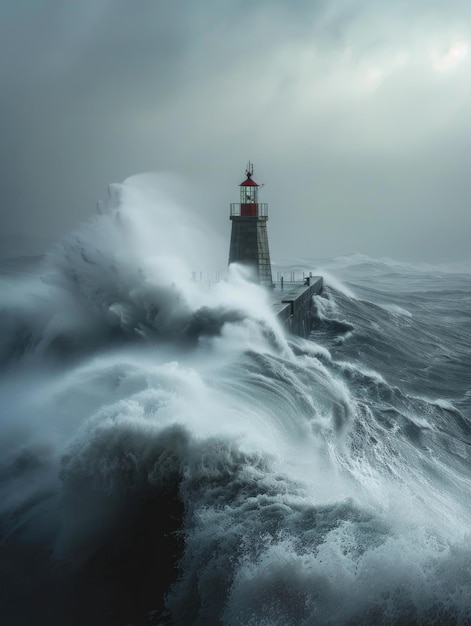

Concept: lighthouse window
[[241, 185, 258, 203]]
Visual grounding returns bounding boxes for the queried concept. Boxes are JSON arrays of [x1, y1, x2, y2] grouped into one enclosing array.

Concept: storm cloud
[[1, 0, 471, 263]]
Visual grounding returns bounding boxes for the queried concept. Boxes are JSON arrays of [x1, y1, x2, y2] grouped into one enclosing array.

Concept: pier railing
[[190, 270, 314, 288]]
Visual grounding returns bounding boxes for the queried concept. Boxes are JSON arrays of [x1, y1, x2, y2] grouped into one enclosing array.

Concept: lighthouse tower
[[228, 163, 273, 287]]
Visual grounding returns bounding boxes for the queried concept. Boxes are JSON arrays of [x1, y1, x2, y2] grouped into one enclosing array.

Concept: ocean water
[[1, 175, 471, 625]]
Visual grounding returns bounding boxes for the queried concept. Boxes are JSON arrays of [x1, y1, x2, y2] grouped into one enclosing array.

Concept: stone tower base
[[228, 216, 273, 287]]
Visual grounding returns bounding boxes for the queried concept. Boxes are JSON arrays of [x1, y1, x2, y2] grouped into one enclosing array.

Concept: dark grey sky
[[1, 0, 471, 263]]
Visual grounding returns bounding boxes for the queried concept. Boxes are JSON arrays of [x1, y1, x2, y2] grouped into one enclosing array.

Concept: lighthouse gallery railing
[[230, 203, 268, 217]]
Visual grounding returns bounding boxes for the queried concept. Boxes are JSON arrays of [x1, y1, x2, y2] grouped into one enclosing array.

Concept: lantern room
[[230, 162, 268, 219]]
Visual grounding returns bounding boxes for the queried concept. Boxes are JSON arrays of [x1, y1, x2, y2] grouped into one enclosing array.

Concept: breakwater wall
[[271, 276, 323, 338]]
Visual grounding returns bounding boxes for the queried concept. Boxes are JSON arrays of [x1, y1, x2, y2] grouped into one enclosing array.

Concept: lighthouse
[[228, 163, 273, 287]]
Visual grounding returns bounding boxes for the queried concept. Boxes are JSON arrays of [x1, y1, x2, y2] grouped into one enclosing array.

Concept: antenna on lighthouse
[[246, 161, 253, 178]]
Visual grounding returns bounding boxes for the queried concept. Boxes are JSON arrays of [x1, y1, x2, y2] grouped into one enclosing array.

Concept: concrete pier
[[271, 276, 323, 338]]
